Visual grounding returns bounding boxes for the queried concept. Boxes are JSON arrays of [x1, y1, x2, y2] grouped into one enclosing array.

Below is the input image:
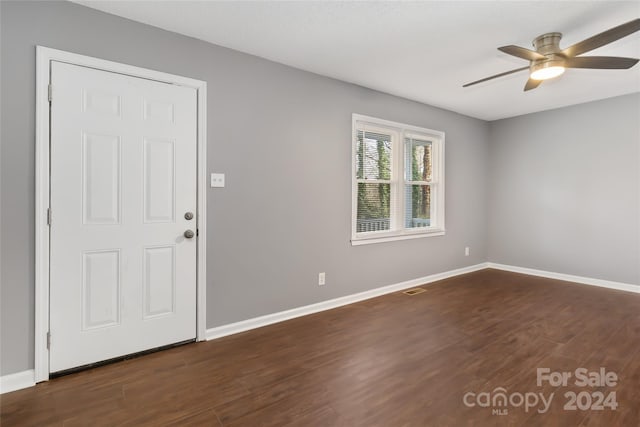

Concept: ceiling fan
[[463, 18, 640, 91]]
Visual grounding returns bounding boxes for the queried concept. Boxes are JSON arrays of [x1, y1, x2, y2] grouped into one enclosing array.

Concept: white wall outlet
[[318, 272, 326, 286], [210, 173, 225, 188], [465, 246, 470, 256]]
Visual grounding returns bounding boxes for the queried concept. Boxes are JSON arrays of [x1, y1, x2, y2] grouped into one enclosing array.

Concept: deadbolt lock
[[184, 212, 194, 220]]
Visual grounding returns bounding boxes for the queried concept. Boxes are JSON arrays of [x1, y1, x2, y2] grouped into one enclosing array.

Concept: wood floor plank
[[1, 269, 638, 426]]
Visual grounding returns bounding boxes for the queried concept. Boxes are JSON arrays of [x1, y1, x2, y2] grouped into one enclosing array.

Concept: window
[[351, 114, 445, 245]]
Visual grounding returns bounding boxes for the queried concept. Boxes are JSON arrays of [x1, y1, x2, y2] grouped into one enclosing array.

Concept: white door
[[49, 61, 197, 372]]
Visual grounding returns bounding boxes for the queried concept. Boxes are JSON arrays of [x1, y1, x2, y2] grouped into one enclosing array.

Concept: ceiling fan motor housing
[[530, 32, 566, 76], [532, 32, 563, 54]]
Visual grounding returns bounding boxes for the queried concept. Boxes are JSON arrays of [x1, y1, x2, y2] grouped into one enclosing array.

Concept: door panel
[[82, 132, 121, 224], [143, 137, 175, 223], [49, 62, 197, 372], [143, 245, 176, 319], [82, 249, 121, 330]]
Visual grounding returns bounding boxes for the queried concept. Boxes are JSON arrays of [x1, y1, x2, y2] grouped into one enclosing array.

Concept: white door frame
[[35, 46, 207, 382]]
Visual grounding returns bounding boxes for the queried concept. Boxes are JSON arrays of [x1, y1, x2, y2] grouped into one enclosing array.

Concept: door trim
[[35, 46, 207, 382]]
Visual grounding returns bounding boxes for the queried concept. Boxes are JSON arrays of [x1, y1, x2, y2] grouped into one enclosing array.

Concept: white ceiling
[[73, 1, 640, 121]]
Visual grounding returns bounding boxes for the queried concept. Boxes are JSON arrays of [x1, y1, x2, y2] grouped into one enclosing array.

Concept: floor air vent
[[403, 288, 426, 296]]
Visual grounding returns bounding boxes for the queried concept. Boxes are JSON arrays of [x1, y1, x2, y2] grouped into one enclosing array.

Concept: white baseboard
[[206, 263, 488, 340], [487, 262, 640, 294], [0, 370, 35, 394]]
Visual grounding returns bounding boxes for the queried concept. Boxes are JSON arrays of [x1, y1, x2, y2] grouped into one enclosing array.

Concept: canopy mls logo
[[463, 388, 553, 415], [463, 367, 619, 416]]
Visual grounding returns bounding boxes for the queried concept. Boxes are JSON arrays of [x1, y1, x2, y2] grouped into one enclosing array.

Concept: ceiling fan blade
[[565, 56, 639, 69], [463, 66, 529, 87], [562, 18, 640, 57], [498, 45, 545, 61], [524, 78, 542, 91]]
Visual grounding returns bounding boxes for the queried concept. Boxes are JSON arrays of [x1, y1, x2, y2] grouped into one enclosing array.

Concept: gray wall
[[0, 1, 489, 375], [488, 94, 640, 285]]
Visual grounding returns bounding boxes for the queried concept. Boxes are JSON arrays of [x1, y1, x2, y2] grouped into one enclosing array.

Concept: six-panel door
[[49, 62, 197, 372]]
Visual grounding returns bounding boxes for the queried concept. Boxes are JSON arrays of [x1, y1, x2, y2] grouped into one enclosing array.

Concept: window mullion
[[429, 183, 436, 228], [392, 130, 404, 231], [430, 141, 439, 228]]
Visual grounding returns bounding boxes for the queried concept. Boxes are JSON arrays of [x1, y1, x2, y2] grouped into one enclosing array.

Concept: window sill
[[351, 229, 445, 246]]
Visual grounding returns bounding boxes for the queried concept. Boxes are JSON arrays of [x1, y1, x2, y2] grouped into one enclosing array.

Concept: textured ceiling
[[73, 1, 640, 120]]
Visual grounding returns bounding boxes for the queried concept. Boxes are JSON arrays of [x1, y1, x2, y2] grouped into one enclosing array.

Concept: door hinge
[[46, 331, 51, 350], [47, 208, 52, 226], [48, 84, 52, 103]]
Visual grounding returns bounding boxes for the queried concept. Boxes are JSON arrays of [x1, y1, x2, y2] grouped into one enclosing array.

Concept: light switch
[[210, 173, 225, 188]]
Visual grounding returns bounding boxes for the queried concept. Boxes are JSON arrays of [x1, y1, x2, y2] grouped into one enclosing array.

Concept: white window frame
[[351, 114, 445, 245]]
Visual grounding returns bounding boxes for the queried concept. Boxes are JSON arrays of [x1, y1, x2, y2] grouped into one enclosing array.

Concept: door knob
[[183, 230, 195, 239]]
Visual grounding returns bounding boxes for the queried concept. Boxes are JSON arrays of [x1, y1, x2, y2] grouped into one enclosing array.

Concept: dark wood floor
[[2, 269, 639, 426]]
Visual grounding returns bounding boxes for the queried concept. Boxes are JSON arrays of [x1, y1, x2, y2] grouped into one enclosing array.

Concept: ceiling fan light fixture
[[530, 57, 566, 81], [530, 65, 565, 80]]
